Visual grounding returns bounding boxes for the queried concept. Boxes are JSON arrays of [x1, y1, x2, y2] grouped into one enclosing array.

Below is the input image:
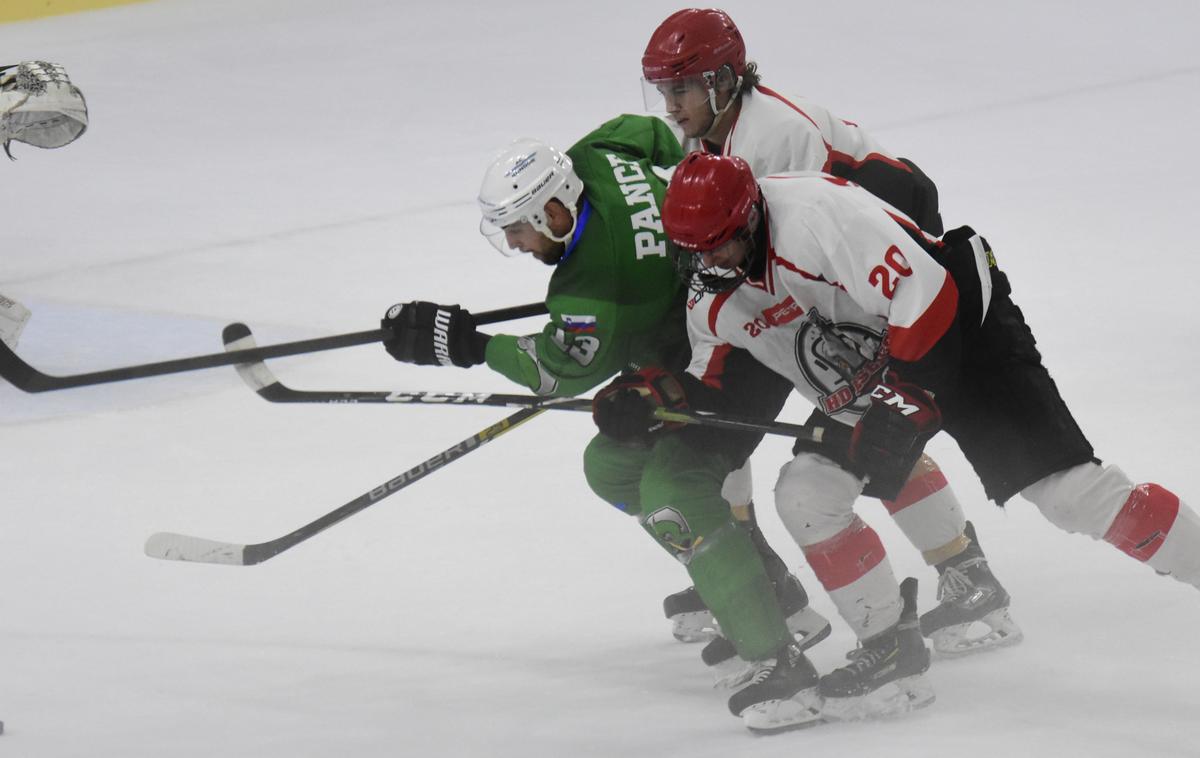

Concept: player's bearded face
[[503, 221, 564, 265]]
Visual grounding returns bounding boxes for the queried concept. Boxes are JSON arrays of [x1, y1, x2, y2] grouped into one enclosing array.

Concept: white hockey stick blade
[[144, 532, 248, 565], [0, 292, 31, 349], [222, 323, 276, 391]]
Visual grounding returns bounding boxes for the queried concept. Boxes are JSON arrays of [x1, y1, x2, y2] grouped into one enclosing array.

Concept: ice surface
[[2, 1, 1199, 756]]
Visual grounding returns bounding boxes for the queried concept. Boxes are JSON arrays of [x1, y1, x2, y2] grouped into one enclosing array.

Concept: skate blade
[[930, 608, 1023, 658], [788, 606, 833, 653], [671, 610, 719, 643], [741, 688, 824, 734], [821, 674, 936, 722]]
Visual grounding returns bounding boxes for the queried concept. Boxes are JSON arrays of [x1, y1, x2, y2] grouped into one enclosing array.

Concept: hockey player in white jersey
[[0, 61, 88, 349], [640, 7, 1018, 658], [617, 151, 1200, 719]]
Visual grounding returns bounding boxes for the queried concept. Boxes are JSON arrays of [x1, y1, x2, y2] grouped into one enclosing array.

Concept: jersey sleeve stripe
[[774, 254, 847, 290], [699, 343, 733, 389], [753, 84, 823, 132], [707, 288, 737, 336], [887, 270, 959, 362], [885, 210, 941, 247], [825, 148, 912, 174]]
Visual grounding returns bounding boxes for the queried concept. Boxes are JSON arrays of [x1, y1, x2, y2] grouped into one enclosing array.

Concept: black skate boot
[[920, 521, 1023, 657], [727, 640, 822, 733], [702, 572, 832, 687], [819, 577, 935, 721], [663, 586, 717, 642]]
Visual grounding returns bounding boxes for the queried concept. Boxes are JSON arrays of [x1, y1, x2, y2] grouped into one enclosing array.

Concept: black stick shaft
[[144, 404, 548, 565], [243, 405, 544, 564], [1, 301, 548, 393]]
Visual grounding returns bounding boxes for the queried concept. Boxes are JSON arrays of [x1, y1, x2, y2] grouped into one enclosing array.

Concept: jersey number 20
[[869, 245, 913, 299]]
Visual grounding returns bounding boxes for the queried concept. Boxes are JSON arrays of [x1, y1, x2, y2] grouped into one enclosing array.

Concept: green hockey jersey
[[484, 115, 687, 397]]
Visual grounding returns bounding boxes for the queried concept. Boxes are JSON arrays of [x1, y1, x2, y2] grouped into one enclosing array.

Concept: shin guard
[[1102, 483, 1179, 562], [802, 516, 902, 638]]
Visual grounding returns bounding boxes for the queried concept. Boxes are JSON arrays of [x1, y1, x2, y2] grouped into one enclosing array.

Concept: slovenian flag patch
[[562, 314, 598, 333]]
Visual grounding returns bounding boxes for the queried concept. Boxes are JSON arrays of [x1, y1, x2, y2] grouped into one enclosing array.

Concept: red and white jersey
[[685, 85, 903, 178], [685, 173, 957, 424]]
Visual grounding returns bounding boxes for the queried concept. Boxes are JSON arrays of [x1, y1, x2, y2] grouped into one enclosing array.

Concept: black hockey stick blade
[[222, 321, 592, 411], [222, 322, 816, 441], [0, 301, 547, 393], [144, 404, 547, 565]]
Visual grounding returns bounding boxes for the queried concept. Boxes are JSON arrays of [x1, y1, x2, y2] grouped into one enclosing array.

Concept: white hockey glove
[[0, 61, 88, 159], [0, 292, 31, 349]]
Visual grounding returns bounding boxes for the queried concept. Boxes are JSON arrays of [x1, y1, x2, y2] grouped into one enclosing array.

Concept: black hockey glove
[[381, 301, 489, 368], [592, 368, 688, 444], [848, 375, 942, 499]]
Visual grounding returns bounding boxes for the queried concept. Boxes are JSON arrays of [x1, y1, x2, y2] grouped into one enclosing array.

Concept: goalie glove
[[592, 367, 688, 444], [849, 375, 942, 499], [0, 61, 89, 159], [381, 301, 489, 368]]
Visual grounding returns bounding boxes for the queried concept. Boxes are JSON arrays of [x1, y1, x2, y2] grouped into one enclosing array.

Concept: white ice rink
[[2, 1, 1199, 755]]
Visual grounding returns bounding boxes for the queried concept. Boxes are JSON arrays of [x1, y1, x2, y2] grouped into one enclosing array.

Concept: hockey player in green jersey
[[380, 114, 828, 732]]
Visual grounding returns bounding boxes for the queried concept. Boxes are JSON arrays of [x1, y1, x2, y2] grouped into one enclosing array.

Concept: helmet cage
[[668, 227, 756, 294]]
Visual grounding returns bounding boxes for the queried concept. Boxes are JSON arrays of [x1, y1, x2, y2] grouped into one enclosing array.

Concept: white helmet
[[478, 138, 583, 256]]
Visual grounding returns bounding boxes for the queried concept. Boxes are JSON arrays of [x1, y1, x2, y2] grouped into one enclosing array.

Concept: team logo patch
[[743, 296, 805, 336], [562, 314, 597, 333], [794, 309, 885, 417], [644, 506, 695, 552]]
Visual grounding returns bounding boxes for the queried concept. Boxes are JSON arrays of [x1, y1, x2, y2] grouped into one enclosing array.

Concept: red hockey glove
[[381, 301, 489, 368], [592, 368, 688, 443], [849, 377, 942, 499]]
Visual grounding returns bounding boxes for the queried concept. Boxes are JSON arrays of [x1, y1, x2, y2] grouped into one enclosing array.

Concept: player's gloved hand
[[848, 375, 942, 499], [592, 367, 688, 443], [381, 301, 489, 368]]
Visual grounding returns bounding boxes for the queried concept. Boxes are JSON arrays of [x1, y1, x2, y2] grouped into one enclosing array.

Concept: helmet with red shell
[[641, 8, 747, 82], [664, 152, 759, 250], [663, 152, 762, 292]]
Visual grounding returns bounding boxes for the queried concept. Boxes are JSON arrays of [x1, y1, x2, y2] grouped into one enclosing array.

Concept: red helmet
[[663, 152, 760, 252], [642, 8, 747, 81]]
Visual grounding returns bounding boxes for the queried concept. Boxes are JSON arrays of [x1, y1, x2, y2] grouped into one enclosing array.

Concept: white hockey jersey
[[684, 173, 957, 425], [684, 85, 906, 178]]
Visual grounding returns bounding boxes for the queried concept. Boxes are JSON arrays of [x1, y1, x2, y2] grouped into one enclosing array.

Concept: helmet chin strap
[[701, 74, 743, 143], [533, 201, 580, 245]]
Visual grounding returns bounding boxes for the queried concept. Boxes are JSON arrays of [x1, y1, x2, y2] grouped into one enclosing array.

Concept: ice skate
[[663, 586, 718, 642], [727, 641, 823, 733], [702, 573, 832, 688], [920, 521, 1023, 657], [819, 578, 935, 721]]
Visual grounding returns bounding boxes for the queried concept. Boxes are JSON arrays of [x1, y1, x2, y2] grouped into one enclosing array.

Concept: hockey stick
[[143, 325, 817, 567], [222, 322, 817, 440], [0, 301, 549, 393], [143, 404, 559, 566]]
